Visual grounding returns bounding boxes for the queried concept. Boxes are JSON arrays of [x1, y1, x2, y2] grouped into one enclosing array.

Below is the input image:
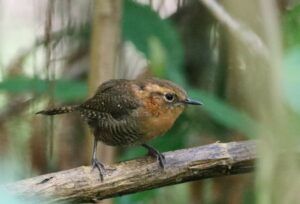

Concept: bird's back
[[77, 79, 143, 146]]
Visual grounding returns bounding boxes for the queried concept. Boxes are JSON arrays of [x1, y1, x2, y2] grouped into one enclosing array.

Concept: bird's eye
[[164, 93, 175, 102]]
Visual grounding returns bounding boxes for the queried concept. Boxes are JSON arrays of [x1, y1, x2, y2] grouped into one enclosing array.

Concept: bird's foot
[[142, 144, 166, 169], [150, 150, 166, 169], [91, 158, 106, 181]]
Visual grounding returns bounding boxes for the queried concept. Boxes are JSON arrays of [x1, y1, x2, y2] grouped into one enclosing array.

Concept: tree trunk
[[87, 1, 123, 203]]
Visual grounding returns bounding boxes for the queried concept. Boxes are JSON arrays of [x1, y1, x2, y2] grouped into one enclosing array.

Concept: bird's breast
[[138, 101, 184, 142], [139, 114, 176, 141]]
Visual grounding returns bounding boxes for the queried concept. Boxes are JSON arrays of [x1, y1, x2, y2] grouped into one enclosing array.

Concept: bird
[[37, 78, 202, 180]]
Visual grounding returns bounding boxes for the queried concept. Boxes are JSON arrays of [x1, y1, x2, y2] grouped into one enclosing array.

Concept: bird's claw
[[147, 148, 166, 169], [92, 158, 105, 181]]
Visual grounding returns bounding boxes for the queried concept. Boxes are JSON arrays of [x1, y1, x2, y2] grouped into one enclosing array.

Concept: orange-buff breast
[[138, 96, 184, 142]]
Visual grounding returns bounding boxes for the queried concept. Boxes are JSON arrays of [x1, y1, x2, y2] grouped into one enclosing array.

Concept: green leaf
[[123, 0, 183, 78], [148, 36, 167, 77], [0, 77, 87, 102], [55, 80, 87, 102], [0, 77, 46, 93]]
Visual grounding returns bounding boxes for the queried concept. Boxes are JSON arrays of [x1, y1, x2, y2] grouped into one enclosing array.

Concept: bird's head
[[133, 78, 202, 116], [132, 78, 202, 140]]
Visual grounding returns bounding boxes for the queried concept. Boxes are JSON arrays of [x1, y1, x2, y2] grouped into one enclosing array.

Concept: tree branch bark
[[2, 141, 256, 203]]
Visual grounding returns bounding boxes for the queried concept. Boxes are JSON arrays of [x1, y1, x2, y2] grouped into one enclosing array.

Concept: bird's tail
[[36, 105, 79, 115]]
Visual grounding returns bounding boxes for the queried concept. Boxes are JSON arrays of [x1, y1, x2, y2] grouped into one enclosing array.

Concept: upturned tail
[[36, 105, 79, 115]]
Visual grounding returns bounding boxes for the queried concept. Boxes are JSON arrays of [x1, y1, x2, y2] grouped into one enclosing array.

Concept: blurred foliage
[[31, 0, 184, 84], [148, 36, 167, 77], [0, 159, 36, 203], [283, 47, 300, 113], [123, 0, 184, 83], [283, 4, 300, 47], [1, 0, 300, 204], [189, 89, 258, 137], [0, 189, 30, 204], [0, 77, 87, 102], [282, 4, 300, 114]]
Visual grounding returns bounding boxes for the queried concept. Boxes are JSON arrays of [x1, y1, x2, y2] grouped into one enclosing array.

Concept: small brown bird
[[37, 78, 202, 180]]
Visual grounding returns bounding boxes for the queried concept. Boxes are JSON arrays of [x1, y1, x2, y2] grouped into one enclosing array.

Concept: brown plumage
[[37, 78, 202, 180]]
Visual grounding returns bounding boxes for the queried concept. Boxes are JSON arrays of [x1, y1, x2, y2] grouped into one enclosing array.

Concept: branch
[[198, 0, 269, 59], [2, 141, 256, 203]]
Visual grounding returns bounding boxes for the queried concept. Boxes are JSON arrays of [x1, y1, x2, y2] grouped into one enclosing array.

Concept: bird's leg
[[91, 138, 105, 181], [142, 143, 166, 169]]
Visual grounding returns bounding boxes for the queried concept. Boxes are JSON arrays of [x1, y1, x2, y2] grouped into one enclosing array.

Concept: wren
[[37, 78, 202, 180]]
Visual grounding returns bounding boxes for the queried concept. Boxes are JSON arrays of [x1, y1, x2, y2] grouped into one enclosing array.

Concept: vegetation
[[0, 0, 300, 203]]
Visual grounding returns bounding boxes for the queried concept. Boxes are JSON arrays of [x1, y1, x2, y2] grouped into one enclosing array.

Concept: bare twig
[[198, 0, 269, 59], [3, 141, 256, 203]]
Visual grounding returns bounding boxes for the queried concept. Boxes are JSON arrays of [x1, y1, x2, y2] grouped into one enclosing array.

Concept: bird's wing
[[79, 79, 140, 120], [96, 79, 129, 93]]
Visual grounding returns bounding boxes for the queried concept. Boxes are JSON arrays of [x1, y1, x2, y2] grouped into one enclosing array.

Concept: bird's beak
[[184, 98, 203, 105]]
